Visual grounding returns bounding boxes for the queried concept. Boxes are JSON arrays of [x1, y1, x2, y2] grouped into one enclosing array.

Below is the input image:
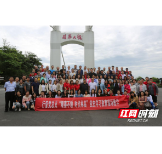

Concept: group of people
[[4, 64, 159, 112]]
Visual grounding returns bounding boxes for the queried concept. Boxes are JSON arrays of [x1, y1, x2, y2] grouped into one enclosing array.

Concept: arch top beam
[[61, 40, 84, 46]]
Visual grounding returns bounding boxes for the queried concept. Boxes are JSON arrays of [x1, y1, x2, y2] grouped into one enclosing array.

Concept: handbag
[[144, 101, 152, 108]]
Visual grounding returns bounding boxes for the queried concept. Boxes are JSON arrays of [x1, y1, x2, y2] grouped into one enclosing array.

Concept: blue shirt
[[50, 69, 55, 74], [4, 81, 16, 92]]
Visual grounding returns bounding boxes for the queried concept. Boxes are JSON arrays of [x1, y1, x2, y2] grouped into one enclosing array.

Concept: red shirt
[[63, 82, 70, 90], [74, 84, 80, 91], [143, 81, 148, 85], [84, 74, 87, 79], [116, 73, 122, 79], [29, 73, 37, 77], [69, 84, 75, 90], [116, 70, 121, 74], [125, 71, 129, 74]]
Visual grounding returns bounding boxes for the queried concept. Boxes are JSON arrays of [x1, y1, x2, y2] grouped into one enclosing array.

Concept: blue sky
[[0, 26, 162, 78]]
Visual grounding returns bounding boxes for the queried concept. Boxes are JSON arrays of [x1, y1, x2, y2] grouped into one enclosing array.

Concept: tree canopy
[[0, 39, 42, 78]]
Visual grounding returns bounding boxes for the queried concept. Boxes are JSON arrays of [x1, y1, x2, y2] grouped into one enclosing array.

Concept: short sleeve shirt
[[24, 81, 31, 91], [4, 81, 16, 92], [89, 82, 97, 92]]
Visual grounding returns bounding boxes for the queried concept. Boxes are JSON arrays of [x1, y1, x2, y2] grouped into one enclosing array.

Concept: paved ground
[[0, 88, 161, 126]]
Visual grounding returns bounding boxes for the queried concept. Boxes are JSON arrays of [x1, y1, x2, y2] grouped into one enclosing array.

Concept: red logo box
[[118, 109, 139, 118]]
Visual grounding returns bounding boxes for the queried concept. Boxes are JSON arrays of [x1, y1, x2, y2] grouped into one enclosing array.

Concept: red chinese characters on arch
[[68, 34, 72, 39], [77, 34, 82, 40], [62, 34, 66, 39]]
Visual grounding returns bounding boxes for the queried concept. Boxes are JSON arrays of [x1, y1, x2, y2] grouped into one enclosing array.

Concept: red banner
[[35, 96, 129, 111]]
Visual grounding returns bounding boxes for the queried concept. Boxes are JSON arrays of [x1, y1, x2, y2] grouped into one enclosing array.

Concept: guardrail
[[0, 77, 4, 81]]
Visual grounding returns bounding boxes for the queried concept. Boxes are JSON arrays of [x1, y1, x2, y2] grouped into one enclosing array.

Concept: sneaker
[[28, 108, 30, 111], [19, 108, 21, 111], [15, 108, 17, 111]]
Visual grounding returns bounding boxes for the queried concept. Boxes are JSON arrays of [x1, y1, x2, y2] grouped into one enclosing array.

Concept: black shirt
[[14, 95, 22, 104], [88, 72, 96, 78], [97, 93, 103, 97], [80, 83, 88, 94]]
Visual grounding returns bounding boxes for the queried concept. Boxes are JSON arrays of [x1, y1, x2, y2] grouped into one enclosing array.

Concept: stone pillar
[[50, 29, 61, 69], [84, 30, 94, 68]]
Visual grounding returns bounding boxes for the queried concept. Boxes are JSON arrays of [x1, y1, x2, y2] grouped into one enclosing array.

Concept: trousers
[[5, 91, 15, 111]]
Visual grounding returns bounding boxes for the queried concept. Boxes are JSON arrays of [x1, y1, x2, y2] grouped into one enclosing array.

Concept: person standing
[[24, 77, 32, 94], [64, 79, 70, 91], [66, 66, 71, 73], [55, 67, 60, 75], [74, 80, 80, 94], [137, 79, 147, 95], [60, 65, 66, 74], [52, 80, 57, 97], [80, 79, 88, 95], [4, 77, 16, 112], [16, 79, 24, 95], [77, 65, 83, 77], [22, 75, 26, 84], [40, 73, 47, 83], [89, 78, 97, 95], [30, 72, 35, 83], [46, 70, 51, 83], [130, 81, 137, 94], [147, 79, 159, 109], [50, 65, 55, 74], [15, 77, 19, 86], [35, 70, 42, 83], [32, 78, 40, 96], [48, 74, 55, 85], [121, 71, 126, 80], [70, 69, 76, 77], [57, 79, 64, 94], [124, 81, 131, 94], [97, 79, 105, 94], [74, 65, 78, 74], [39, 79, 48, 95]]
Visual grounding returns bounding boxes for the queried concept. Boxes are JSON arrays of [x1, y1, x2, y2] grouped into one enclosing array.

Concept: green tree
[[135, 76, 143, 81], [151, 77, 159, 84], [0, 39, 42, 78]]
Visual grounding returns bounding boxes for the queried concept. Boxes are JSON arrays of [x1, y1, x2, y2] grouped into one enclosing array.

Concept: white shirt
[[101, 79, 105, 84], [52, 84, 57, 92], [130, 85, 136, 94], [91, 94, 96, 97], [80, 79, 84, 84], [42, 85, 46, 91], [70, 72, 76, 77], [72, 79, 76, 83], [83, 69, 88, 74], [89, 82, 97, 93], [147, 95, 153, 102], [66, 68, 71, 73], [121, 74, 126, 79], [48, 84, 52, 91]]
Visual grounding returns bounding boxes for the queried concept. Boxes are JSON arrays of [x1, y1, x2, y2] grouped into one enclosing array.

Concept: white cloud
[[0, 26, 162, 78]]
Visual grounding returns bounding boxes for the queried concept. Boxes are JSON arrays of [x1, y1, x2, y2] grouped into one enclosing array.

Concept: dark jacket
[[80, 83, 88, 94]]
